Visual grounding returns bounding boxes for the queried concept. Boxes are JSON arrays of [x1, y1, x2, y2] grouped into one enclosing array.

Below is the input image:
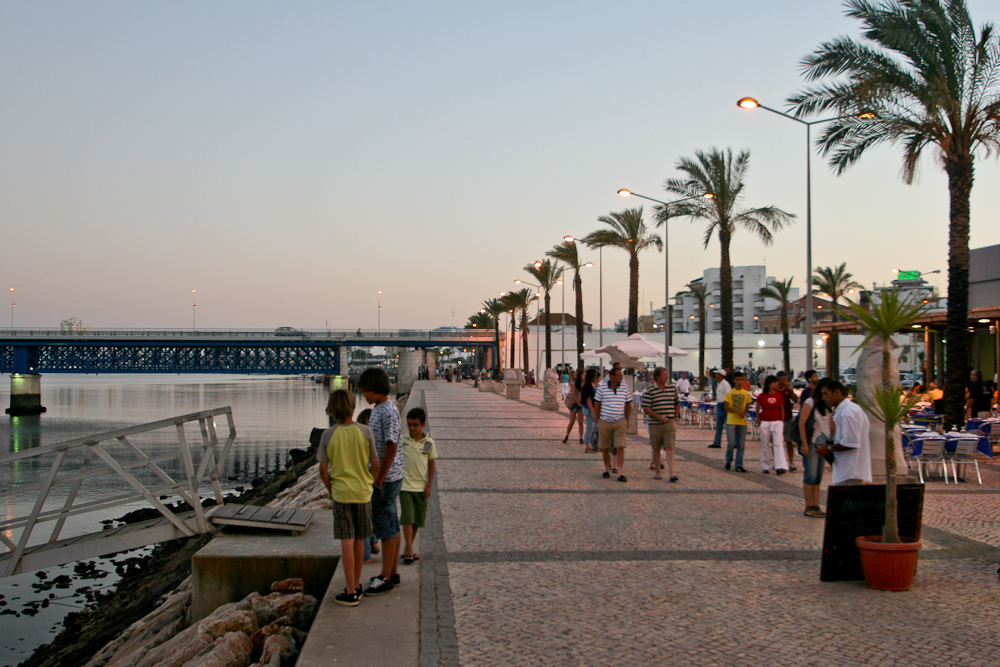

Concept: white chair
[[913, 437, 950, 484], [948, 438, 983, 485]]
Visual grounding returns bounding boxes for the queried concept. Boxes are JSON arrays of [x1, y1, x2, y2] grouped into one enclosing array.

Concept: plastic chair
[[948, 438, 983, 485], [913, 437, 950, 484]]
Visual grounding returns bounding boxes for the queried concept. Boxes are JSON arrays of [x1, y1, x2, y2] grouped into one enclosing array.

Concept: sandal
[[653, 474, 663, 480], [403, 554, 420, 564]]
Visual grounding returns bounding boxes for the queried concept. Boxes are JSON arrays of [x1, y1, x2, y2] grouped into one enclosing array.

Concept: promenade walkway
[[416, 380, 1000, 667]]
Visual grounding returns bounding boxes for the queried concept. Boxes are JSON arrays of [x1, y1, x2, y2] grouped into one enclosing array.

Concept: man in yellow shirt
[[723, 372, 752, 473]]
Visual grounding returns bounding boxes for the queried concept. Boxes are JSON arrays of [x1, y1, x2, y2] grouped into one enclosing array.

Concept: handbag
[[564, 391, 575, 409], [816, 433, 835, 464]]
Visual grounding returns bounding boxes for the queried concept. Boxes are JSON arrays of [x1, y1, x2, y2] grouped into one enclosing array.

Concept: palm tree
[[787, 0, 1000, 428], [503, 288, 535, 372], [682, 281, 708, 389], [662, 148, 794, 370], [758, 278, 795, 374], [812, 263, 862, 380], [524, 260, 563, 369], [481, 298, 506, 378], [842, 290, 927, 543], [546, 241, 588, 372], [582, 208, 662, 336], [466, 311, 495, 370]]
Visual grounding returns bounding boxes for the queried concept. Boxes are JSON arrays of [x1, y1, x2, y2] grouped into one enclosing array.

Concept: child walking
[[318, 390, 380, 606], [400, 407, 437, 564]]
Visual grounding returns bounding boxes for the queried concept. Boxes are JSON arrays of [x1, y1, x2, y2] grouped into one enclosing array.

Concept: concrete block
[[191, 512, 338, 622]]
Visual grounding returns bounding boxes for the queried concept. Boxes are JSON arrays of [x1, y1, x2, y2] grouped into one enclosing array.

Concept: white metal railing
[[0, 328, 497, 341], [0, 407, 237, 577]]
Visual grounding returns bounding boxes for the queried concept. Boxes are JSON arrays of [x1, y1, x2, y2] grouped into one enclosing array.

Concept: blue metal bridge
[[0, 328, 497, 375]]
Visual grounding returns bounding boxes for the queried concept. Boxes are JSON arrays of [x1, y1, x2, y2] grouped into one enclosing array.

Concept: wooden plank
[[247, 506, 279, 523], [210, 517, 307, 532]]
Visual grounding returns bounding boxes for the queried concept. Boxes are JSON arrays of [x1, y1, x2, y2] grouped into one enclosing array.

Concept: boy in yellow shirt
[[400, 407, 437, 564], [319, 390, 380, 606], [723, 373, 752, 473]]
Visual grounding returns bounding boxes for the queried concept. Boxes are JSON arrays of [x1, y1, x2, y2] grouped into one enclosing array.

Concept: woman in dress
[[755, 375, 788, 475], [799, 377, 835, 518], [562, 369, 585, 444]]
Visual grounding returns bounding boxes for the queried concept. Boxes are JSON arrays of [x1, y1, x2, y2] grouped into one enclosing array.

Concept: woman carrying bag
[[799, 377, 835, 518]]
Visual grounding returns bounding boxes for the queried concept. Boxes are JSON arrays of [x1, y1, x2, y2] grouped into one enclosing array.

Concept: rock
[[197, 610, 258, 639], [248, 617, 291, 657], [269, 579, 303, 594], [185, 632, 253, 667], [250, 593, 317, 628], [258, 629, 296, 667], [131, 628, 213, 667]]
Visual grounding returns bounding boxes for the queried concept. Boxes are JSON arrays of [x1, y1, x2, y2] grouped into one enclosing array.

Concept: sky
[[2, 0, 998, 332]]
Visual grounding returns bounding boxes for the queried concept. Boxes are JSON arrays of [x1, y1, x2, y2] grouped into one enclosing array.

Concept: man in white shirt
[[676, 373, 691, 396], [709, 369, 731, 448], [817, 381, 872, 485]]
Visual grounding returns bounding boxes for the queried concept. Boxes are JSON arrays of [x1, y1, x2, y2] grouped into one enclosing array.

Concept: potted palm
[[842, 290, 928, 591]]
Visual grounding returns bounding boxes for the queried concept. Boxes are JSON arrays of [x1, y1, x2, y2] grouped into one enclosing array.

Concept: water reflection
[[8, 414, 42, 453]]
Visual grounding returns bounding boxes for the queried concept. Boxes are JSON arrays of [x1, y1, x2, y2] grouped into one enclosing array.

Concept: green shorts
[[399, 490, 428, 528]]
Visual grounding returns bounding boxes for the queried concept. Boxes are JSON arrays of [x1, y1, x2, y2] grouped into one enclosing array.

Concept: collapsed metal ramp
[[0, 407, 237, 577]]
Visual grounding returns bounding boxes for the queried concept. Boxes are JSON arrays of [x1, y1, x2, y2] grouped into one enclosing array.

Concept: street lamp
[[9, 288, 14, 329], [192, 289, 197, 330], [737, 97, 870, 371], [617, 189, 713, 377], [556, 278, 565, 369], [561, 236, 595, 371], [377, 291, 382, 337], [515, 279, 544, 378]]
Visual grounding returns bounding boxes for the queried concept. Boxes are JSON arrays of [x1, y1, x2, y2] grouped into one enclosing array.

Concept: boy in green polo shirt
[[400, 407, 437, 564]]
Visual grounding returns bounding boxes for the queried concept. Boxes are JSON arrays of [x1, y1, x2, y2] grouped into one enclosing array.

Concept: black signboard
[[820, 484, 924, 582]]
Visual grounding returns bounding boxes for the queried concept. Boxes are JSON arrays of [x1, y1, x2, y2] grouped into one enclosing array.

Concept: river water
[[0, 373, 333, 666]]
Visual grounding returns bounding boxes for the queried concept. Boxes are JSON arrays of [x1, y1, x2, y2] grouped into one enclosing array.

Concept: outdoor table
[[906, 432, 992, 459], [965, 418, 1000, 433]]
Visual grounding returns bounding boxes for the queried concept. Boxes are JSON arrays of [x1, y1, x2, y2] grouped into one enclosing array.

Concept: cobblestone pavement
[[418, 381, 1000, 667]]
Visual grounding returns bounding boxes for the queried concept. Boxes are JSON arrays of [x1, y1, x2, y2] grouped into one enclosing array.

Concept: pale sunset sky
[[2, 0, 998, 331]]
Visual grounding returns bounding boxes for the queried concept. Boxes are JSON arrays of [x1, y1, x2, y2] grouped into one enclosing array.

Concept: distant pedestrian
[[776, 371, 797, 471], [799, 377, 834, 517], [755, 375, 788, 475], [817, 381, 872, 485], [709, 369, 730, 448], [595, 365, 632, 482], [723, 372, 752, 473], [400, 408, 437, 565], [642, 367, 680, 481], [359, 368, 405, 597], [968, 369, 993, 418], [318, 390, 380, 607], [580, 368, 600, 452], [562, 369, 584, 444], [676, 372, 691, 397]]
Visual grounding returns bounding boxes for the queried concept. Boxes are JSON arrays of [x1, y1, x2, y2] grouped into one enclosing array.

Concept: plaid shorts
[[332, 501, 373, 540]]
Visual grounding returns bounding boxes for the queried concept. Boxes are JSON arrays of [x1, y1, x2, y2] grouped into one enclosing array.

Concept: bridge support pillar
[[425, 349, 437, 380], [397, 350, 422, 395], [6, 374, 46, 415]]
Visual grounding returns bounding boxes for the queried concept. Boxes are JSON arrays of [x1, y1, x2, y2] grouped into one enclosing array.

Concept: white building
[[655, 265, 799, 334]]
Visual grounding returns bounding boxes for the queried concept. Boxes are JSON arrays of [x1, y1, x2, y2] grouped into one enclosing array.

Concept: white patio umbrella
[[594, 333, 688, 359]]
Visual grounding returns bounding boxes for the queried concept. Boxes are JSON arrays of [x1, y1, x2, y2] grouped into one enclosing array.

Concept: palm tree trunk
[[719, 231, 734, 370], [574, 271, 584, 372], [544, 291, 552, 369], [521, 309, 529, 375], [882, 339, 900, 543], [628, 253, 639, 335], [943, 157, 973, 430], [827, 332, 840, 381], [698, 304, 706, 389], [780, 304, 790, 373]]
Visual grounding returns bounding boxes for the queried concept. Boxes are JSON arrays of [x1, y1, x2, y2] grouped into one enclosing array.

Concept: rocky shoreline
[[18, 438, 325, 667]]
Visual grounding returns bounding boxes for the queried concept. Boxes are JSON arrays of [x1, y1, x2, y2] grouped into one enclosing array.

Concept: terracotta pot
[[855, 536, 922, 591]]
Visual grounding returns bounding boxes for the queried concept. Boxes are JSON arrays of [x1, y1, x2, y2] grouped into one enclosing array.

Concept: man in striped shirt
[[594, 365, 633, 482], [642, 367, 680, 481]]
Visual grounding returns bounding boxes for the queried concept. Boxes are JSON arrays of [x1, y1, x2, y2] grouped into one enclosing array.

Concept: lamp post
[[556, 278, 565, 369], [617, 189, 713, 378], [377, 291, 382, 337], [9, 288, 14, 329], [192, 289, 197, 330], [562, 234, 595, 372], [737, 97, 870, 371]]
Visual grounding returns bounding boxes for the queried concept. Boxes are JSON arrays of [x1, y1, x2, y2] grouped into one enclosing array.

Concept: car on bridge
[[274, 327, 305, 337]]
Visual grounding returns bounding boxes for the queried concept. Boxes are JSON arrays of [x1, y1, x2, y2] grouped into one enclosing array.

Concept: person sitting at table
[[923, 381, 944, 403]]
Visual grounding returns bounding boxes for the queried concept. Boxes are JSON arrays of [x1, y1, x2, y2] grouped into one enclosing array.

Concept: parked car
[[900, 373, 922, 389], [792, 377, 807, 389]]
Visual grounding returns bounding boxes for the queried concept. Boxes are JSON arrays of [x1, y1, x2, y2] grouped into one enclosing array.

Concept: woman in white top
[[799, 377, 835, 518]]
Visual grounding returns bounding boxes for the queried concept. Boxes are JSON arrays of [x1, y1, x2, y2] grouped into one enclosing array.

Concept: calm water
[[0, 373, 333, 666]]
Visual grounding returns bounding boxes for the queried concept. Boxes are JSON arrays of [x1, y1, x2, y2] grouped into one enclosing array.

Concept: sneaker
[[365, 576, 394, 596], [735, 466, 747, 473], [334, 588, 360, 607], [776, 469, 786, 476], [724, 463, 731, 470], [669, 476, 679, 483], [707, 444, 722, 449], [389, 573, 400, 586]]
